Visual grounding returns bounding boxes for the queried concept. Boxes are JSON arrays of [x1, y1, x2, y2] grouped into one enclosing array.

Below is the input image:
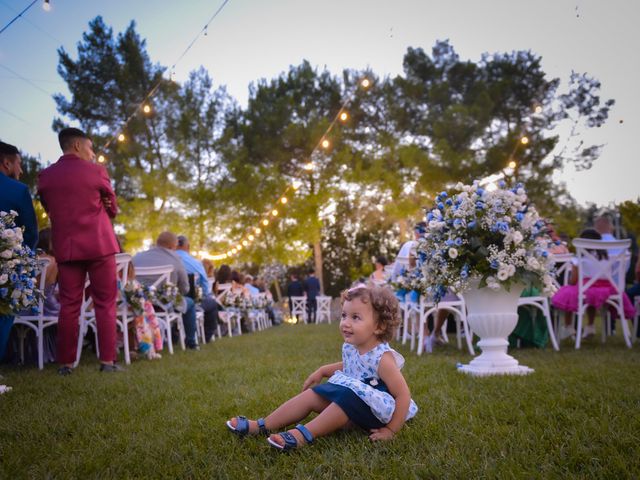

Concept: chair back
[[551, 253, 574, 288], [134, 265, 174, 289], [16, 257, 50, 319], [291, 296, 307, 314], [572, 238, 630, 301]]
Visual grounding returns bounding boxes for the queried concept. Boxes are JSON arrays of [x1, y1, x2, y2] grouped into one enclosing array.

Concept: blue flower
[[426, 212, 434, 222], [455, 237, 463, 246], [453, 218, 462, 228], [437, 202, 445, 210], [475, 201, 485, 210], [498, 180, 506, 188], [490, 260, 499, 270], [0, 288, 7, 298], [440, 191, 448, 198], [468, 220, 477, 229], [476, 188, 485, 196], [445, 198, 453, 206], [542, 251, 549, 258], [515, 212, 524, 222]]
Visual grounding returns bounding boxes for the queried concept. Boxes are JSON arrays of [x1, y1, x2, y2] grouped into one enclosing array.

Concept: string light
[[143, 104, 151, 114], [42, 0, 51, 11], [97, 155, 106, 163], [534, 105, 542, 114], [210, 72, 371, 259], [231, 248, 237, 254], [117, 133, 126, 142], [520, 136, 529, 145], [41, 212, 47, 219], [508, 160, 517, 169]]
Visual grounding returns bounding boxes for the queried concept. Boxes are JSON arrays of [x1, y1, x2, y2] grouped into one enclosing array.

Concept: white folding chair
[[315, 296, 332, 324], [416, 294, 475, 356], [401, 292, 420, 350], [216, 287, 243, 337], [517, 294, 559, 351], [134, 265, 185, 354], [75, 253, 134, 366], [573, 238, 632, 349], [551, 253, 575, 336], [13, 258, 58, 370], [290, 296, 308, 324]]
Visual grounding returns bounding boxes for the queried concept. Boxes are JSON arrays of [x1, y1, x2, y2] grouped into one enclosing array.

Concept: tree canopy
[[46, 18, 615, 295]]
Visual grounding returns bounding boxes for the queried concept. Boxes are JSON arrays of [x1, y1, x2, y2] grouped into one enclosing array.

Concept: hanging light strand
[[97, 0, 232, 157], [215, 77, 370, 259]]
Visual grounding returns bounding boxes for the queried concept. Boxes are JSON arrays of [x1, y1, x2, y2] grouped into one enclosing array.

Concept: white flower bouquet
[[418, 181, 556, 302], [0, 211, 41, 315]]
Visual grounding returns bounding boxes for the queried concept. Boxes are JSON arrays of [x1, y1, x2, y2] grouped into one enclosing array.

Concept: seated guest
[[626, 257, 640, 338], [369, 256, 389, 286], [132, 232, 199, 350], [176, 235, 220, 343], [36, 228, 60, 317], [213, 264, 232, 296], [243, 274, 260, 296]]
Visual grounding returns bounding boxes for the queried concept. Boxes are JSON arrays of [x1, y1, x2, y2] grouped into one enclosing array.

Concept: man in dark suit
[[0, 141, 38, 362], [286, 273, 304, 321], [38, 128, 121, 374], [303, 268, 322, 324]]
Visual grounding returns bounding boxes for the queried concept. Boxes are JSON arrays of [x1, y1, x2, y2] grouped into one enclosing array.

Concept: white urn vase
[[458, 278, 533, 376]]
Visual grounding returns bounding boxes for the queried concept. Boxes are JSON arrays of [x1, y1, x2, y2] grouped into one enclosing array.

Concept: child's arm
[[369, 351, 411, 441], [301, 361, 343, 391]]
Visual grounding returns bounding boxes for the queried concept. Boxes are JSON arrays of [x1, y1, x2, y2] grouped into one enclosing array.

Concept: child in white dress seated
[[226, 286, 418, 450]]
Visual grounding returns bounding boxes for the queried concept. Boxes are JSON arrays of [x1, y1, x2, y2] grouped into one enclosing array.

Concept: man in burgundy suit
[[38, 128, 122, 374]]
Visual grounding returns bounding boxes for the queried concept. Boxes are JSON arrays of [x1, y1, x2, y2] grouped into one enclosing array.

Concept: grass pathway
[[1, 323, 639, 478]]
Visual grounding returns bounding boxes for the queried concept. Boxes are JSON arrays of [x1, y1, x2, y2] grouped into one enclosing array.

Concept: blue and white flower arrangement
[[418, 181, 555, 302], [0, 211, 41, 315]]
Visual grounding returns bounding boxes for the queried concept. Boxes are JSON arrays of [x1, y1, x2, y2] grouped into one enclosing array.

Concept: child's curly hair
[[340, 286, 400, 342]]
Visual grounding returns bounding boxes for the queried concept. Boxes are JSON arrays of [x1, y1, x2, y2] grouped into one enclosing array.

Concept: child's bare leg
[[564, 310, 572, 326], [264, 389, 329, 430], [269, 402, 349, 447], [229, 389, 329, 433]]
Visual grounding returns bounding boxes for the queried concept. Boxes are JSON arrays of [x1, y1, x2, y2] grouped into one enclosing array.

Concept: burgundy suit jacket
[[38, 154, 119, 263]]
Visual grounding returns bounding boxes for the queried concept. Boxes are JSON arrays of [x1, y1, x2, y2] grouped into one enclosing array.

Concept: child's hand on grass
[[369, 426, 395, 441], [302, 369, 323, 391]]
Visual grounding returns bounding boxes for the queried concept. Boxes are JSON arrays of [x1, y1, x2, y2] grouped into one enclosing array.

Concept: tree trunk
[[313, 240, 324, 294], [272, 279, 283, 302]]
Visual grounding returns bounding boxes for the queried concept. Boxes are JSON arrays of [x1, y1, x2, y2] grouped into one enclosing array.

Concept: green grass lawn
[[1, 323, 639, 479]]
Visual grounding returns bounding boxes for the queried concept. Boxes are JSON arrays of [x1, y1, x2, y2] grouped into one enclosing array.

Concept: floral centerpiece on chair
[[124, 280, 148, 315], [418, 181, 556, 376], [0, 211, 41, 315], [418, 181, 555, 301]]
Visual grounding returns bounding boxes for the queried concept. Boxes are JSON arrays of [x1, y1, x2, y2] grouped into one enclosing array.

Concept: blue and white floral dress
[[312, 342, 418, 429]]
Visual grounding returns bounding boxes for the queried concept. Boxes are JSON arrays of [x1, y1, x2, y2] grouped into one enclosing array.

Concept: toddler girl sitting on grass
[[226, 286, 418, 450]]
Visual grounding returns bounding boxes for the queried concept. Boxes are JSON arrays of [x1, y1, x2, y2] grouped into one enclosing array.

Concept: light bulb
[[272, 209, 278, 216], [118, 133, 126, 142], [292, 180, 301, 190], [143, 104, 151, 114], [237, 245, 242, 251], [262, 219, 269, 226], [231, 248, 237, 254], [242, 240, 248, 247], [520, 136, 529, 145], [303, 162, 314, 171], [534, 105, 542, 114], [321, 139, 330, 149], [254, 227, 261, 234], [97, 154, 106, 163], [361, 78, 371, 88], [280, 197, 287, 204], [508, 160, 517, 169], [339, 112, 348, 122], [248, 234, 254, 241]]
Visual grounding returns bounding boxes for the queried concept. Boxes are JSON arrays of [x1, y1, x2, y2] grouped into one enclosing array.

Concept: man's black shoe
[[186, 343, 200, 351], [57, 366, 73, 376]]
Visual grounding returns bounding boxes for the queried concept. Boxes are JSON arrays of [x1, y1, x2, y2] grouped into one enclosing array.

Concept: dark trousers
[[0, 315, 14, 361], [307, 298, 318, 324], [57, 255, 117, 365], [201, 296, 219, 342]]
